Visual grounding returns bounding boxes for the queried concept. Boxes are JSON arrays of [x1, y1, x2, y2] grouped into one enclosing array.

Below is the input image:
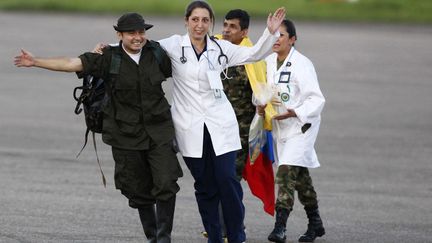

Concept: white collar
[[181, 33, 218, 52], [121, 44, 142, 64]]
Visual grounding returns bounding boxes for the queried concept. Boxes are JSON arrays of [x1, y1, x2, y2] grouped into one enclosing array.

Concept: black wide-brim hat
[[113, 12, 153, 32]]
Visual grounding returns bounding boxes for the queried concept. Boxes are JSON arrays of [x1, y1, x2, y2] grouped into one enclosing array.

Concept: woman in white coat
[[258, 19, 326, 243], [158, 2, 286, 243]]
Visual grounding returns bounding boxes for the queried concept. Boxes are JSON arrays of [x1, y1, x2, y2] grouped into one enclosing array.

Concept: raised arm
[[14, 49, 83, 72], [221, 7, 285, 66], [267, 7, 286, 34]]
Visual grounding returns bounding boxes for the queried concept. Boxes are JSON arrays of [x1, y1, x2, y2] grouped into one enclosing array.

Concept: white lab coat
[[159, 29, 279, 158], [265, 48, 325, 168]]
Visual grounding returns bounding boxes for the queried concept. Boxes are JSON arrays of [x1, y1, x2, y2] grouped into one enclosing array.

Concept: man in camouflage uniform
[[222, 63, 255, 181], [220, 9, 256, 181]]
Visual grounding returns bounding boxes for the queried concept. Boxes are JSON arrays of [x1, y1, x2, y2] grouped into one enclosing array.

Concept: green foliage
[[1, 0, 432, 23]]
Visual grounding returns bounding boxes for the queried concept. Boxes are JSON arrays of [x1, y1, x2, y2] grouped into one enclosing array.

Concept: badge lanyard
[[276, 47, 295, 85], [204, 52, 223, 99], [275, 47, 296, 103]]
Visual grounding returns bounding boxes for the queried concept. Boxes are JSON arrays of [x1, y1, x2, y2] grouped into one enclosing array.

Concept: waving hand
[[267, 7, 286, 34]]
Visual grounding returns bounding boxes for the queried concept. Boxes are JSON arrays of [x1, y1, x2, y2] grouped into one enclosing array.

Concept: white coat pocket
[[274, 118, 303, 140]]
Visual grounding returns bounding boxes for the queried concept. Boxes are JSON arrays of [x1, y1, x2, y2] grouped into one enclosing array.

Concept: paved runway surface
[[1, 11, 431, 243]]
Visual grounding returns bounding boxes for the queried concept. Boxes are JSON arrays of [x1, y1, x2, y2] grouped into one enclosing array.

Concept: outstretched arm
[[267, 7, 286, 34], [14, 49, 83, 72], [223, 7, 285, 66]]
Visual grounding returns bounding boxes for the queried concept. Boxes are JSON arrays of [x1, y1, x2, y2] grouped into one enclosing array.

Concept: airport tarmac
[[0, 11, 431, 242]]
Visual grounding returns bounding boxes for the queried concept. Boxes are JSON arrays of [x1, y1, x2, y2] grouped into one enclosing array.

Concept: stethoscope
[[180, 36, 228, 66]]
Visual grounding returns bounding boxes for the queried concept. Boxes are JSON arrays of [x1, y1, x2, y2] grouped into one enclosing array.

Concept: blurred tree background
[[1, 0, 431, 23]]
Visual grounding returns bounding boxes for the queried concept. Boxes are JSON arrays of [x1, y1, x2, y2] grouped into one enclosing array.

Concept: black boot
[[298, 206, 325, 242], [268, 207, 290, 243], [138, 205, 157, 243], [156, 196, 176, 243]]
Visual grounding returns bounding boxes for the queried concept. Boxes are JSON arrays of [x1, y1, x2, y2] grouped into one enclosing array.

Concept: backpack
[[73, 41, 169, 187]]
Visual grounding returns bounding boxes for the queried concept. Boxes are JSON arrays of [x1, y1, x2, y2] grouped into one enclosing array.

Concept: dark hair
[[281, 19, 297, 40], [185, 1, 215, 24], [224, 9, 250, 30]]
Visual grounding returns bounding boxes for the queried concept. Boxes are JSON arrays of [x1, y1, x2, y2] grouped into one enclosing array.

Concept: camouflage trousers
[[275, 165, 318, 211], [235, 114, 254, 181], [236, 121, 249, 181]]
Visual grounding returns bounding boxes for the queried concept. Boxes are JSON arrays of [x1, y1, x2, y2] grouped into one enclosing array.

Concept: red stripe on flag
[[243, 151, 275, 216]]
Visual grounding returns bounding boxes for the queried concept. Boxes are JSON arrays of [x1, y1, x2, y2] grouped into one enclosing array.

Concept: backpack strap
[[92, 131, 106, 187], [107, 46, 122, 133], [148, 40, 172, 78], [109, 46, 122, 75], [149, 40, 163, 65]]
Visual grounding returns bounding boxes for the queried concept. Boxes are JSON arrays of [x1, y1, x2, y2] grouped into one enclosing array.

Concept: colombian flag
[[243, 130, 275, 216]]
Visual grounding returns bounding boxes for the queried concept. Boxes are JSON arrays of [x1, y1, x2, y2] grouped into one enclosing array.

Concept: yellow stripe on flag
[[214, 35, 276, 130]]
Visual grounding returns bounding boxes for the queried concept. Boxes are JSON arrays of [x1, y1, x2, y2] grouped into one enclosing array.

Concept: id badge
[[207, 70, 223, 99], [278, 71, 291, 83]]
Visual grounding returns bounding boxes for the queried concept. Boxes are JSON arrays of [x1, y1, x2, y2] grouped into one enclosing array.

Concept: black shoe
[[138, 205, 157, 243], [268, 207, 289, 243], [298, 206, 325, 242], [298, 226, 325, 242], [268, 224, 286, 242], [156, 196, 176, 243]]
